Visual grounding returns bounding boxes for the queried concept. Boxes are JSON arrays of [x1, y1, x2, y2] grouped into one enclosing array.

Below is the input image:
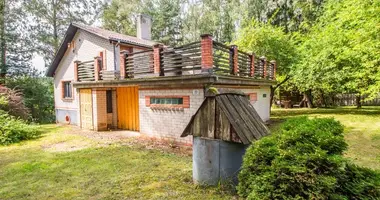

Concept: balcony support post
[[200, 34, 213, 74], [120, 53, 126, 79], [94, 56, 101, 81], [270, 60, 277, 80], [250, 54, 255, 77], [153, 44, 164, 76], [74, 61, 79, 82], [230, 45, 238, 75]]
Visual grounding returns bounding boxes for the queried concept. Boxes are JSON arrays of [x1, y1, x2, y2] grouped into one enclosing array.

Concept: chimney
[[137, 14, 152, 40]]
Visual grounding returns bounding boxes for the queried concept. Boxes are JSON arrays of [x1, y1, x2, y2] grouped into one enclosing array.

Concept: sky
[[31, 54, 46, 73]]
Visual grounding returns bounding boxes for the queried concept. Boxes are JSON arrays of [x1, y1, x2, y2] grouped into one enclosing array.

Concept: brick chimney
[[137, 14, 152, 40]]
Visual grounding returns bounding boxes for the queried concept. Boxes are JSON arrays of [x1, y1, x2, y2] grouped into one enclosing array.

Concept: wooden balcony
[[74, 35, 276, 83]]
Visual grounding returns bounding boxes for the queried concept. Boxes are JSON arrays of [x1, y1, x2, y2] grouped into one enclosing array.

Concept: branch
[[273, 75, 291, 90]]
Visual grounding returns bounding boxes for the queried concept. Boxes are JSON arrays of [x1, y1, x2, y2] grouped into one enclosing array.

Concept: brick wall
[[139, 88, 204, 144], [92, 89, 108, 131]]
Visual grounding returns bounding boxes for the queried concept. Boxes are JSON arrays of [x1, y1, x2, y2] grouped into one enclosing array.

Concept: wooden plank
[[237, 95, 270, 135], [207, 98, 216, 138], [192, 109, 201, 137], [216, 95, 250, 144], [229, 95, 262, 140]]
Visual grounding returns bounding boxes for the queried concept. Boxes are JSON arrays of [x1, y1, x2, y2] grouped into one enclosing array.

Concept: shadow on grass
[[272, 106, 380, 118]]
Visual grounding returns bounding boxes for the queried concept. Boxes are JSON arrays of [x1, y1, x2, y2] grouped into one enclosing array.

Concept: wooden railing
[[75, 57, 102, 82], [161, 41, 202, 76], [75, 34, 276, 82], [124, 49, 155, 78]]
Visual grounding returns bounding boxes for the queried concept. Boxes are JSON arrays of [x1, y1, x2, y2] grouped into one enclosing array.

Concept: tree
[[5, 76, 55, 123], [24, 0, 104, 66], [0, 0, 5, 78], [143, 0, 183, 46], [0, 0, 35, 79], [242, 0, 325, 33], [234, 20, 298, 106], [182, 0, 239, 43], [102, 0, 141, 36], [293, 0, 380, 108]]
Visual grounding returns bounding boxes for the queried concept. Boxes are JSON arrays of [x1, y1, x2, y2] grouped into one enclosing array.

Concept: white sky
[[31, 54, 46, 73]]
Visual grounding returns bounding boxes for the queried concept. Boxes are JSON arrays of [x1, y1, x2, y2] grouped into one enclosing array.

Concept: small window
[[248, 93, 258, 103], [106, 90, 113, 113], [63, 81, 72, 99], [150, 97, 183, 105]]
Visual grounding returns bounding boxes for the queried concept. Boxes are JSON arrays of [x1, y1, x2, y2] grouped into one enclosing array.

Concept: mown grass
[[0, 125, 233, 200], [271, 106, 380, 170]]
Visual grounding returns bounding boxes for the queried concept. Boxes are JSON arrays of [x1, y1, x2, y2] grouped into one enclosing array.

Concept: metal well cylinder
[[192, 137, 247, 185]]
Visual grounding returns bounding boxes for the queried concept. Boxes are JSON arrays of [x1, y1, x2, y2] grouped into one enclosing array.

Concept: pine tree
[[24, 0, 104, 67]]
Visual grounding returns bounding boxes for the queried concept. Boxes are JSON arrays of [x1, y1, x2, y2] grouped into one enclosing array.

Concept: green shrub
[[0, 111, 42, 145], [237, 117, 380, 200]]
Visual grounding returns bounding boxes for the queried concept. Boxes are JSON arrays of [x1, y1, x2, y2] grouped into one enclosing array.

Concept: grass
[[1, 106, 379, 199], [271, 106, 380, 170], [0, 125, 234, 200]]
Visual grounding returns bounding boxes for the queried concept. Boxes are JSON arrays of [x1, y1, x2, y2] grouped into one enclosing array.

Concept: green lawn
[[271, 106, 380, 170], [0, 126, 233, 200], [1, 107, 379, 199]]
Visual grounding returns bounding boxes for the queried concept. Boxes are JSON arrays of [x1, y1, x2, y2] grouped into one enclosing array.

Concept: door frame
[[79, 88, 94, 130]]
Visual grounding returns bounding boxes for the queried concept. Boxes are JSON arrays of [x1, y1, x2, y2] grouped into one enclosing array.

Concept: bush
[[0, 85, 30, 120], [5, 76, 55, 123], [0, 111, 41, 145], [237, 117, 380, 200]]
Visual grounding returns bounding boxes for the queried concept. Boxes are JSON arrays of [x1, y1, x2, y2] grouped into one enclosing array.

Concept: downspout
[[112, 41, 120, 71]]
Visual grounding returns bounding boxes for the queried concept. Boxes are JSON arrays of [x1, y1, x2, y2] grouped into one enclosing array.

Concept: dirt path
[[43, 125, 192, 156]]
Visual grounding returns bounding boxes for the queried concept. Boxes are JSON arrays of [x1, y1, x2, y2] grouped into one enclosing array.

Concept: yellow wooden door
[[117, 87, 139, 131], [80, 89, 93, 130]]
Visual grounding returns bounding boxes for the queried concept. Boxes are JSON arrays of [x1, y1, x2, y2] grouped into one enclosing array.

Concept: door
[[117, 87, 139, 131], [80, 89, 93, 130]]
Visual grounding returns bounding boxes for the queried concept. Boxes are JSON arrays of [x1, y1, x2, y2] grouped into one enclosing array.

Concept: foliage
[[237, 117, 380, 199], [0, 85, 29, 120], [5, 76, 55, 123], [102, 0, 141, 36], [182, 0, 240, 43], [143, 0, 183, 46], [293, 0, 380, 98], [241, 0, 325, 33], [0, 110, 41, 145], [235, 20, 298, 77], [0, 0, 34, 76], [24, 0, 105, 66]]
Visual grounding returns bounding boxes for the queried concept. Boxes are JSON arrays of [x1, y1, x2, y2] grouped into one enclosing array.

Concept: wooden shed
[[181, 89, 271, 185], [181, 90, 270, 144]]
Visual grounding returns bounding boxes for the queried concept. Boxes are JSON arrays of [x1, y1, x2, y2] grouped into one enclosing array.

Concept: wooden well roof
[[181, 91, 270, 144]]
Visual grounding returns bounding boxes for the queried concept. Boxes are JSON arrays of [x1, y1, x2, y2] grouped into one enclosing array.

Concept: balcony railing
[[75, 34, 276, 82]]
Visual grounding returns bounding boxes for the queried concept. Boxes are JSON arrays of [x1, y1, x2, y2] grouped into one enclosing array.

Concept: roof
[[181, 90, 270, 144], [46, 23, 158, 77]]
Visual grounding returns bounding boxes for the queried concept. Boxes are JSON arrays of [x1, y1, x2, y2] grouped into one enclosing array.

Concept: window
[[106, 90, 113, 113], [150, 97, 183, 105], [62, 81, 72, 99], [146, 96, 190, 108], [248, 93, 258, 103]]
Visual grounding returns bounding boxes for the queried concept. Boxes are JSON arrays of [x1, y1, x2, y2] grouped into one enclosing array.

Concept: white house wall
[[54, 30, 115, 125], [215, 86, 271, 122]]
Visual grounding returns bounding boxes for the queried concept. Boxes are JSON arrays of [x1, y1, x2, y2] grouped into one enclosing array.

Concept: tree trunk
[[305, 89, 314, 108], [356, 95, 362, 109], [269, 76, 290, 109], [320, 90, 326, 107], [0, 0, 6, 80], [299, 90, 314, 108]]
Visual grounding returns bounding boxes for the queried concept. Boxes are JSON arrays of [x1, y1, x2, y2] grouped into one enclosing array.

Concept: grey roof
[[181, 90, 270, 144], [46, 23, 158, 77]]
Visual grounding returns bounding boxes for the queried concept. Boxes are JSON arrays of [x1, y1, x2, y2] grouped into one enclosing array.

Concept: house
[[46, 14, 277, 144]]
